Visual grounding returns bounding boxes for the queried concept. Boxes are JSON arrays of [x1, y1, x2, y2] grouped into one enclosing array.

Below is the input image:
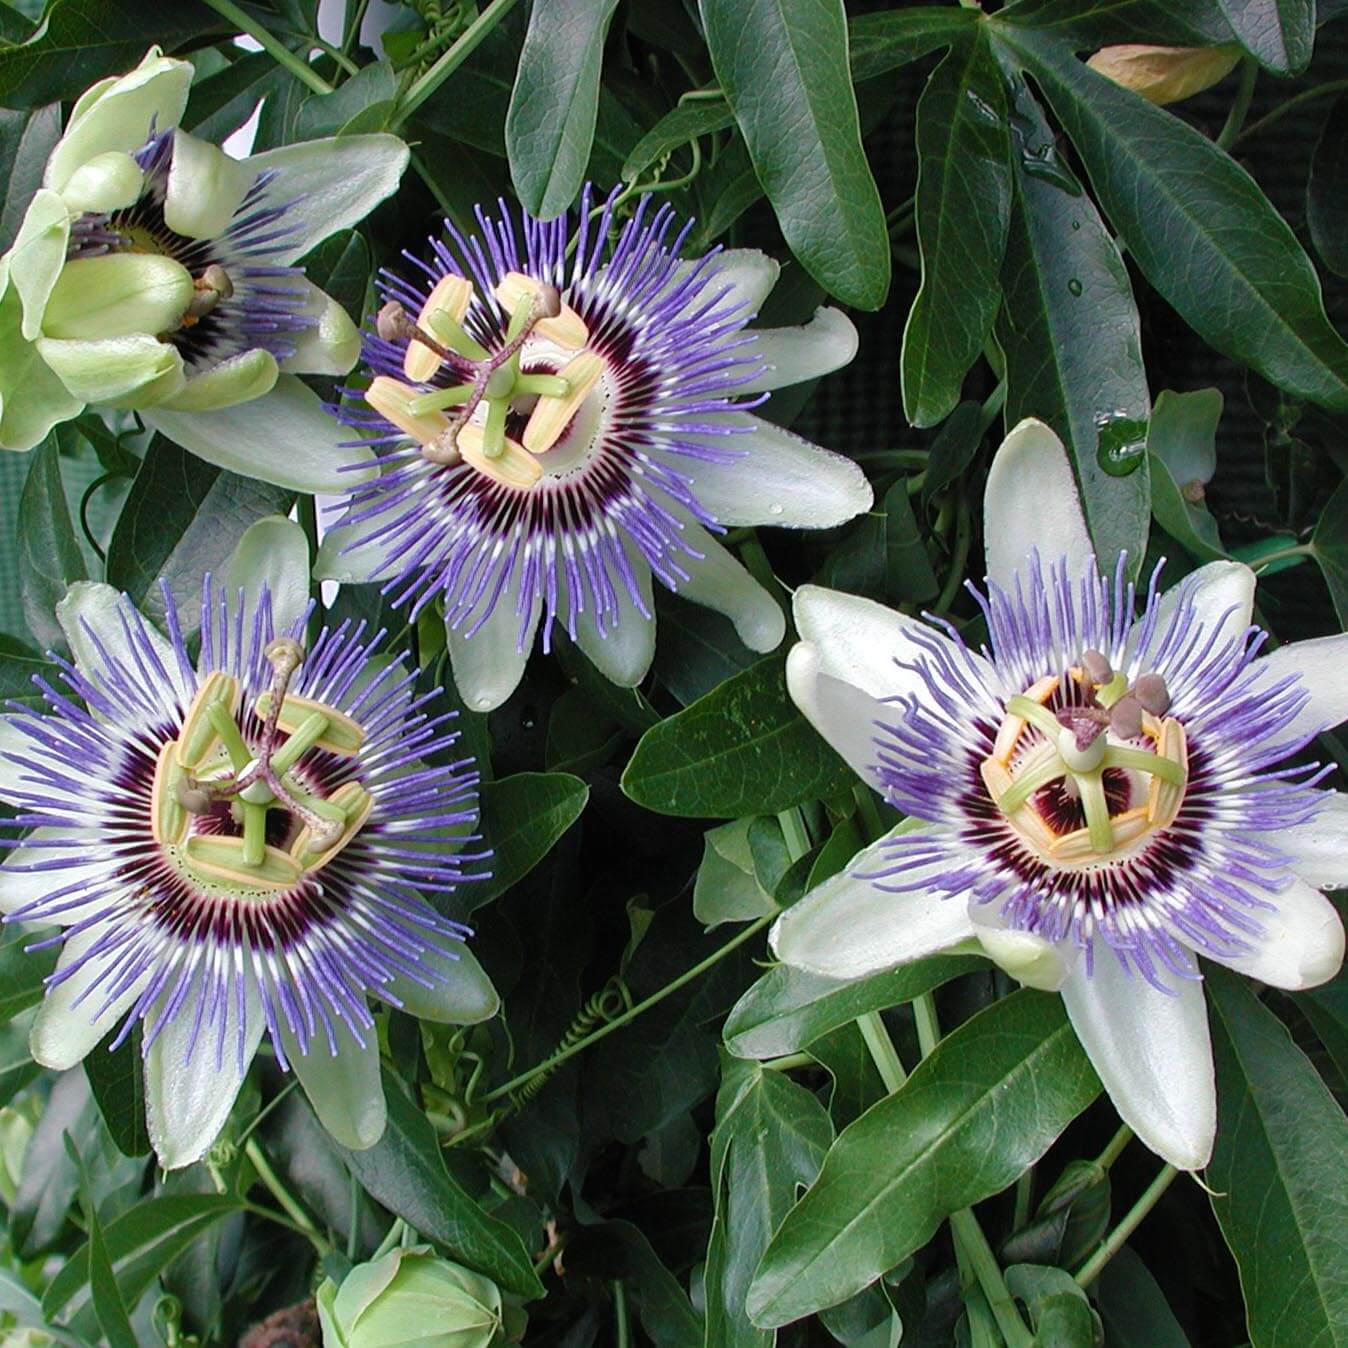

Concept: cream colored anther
[[494, 271, 588, 349], [457, 423, 544, 489], [365, 376, 459, 463], [523, 351, 604, 454], [405, 276, 474, 383]]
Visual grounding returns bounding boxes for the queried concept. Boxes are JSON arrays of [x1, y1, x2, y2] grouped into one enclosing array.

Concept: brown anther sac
[[534, 282, 563, 319], [175, 779, 212, 814], [185, 289, 219, 320], [376, 300, 414, 344], [1132, 673, 1171, 716], [200, 264, 233, 300], [1109, 695, 1144, 740], [1058, 707, 1109, 750], [1081, 649, 1113, 685]]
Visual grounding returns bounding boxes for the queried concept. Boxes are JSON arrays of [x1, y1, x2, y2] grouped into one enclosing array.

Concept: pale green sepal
[[243, 134, 410, 264], [165, 128, 255, 239], [45, 48, 192, 193], [59, 150, 144, 214], [0, 288, 82, 451], [221, 515, 311, 638], [37, 334, 185, 407], [144, 372, 374, 492], [43, 253, 193, 341], [278, 281, 360, 376], [158, 348, 277, 412], [9, 189, 70, 340], [381, 945, 500, 1025]]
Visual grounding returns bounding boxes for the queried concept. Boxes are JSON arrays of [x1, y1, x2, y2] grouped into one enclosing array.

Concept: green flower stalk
[[0, 47, 409, 492], [317, 1247, 510, 1348]]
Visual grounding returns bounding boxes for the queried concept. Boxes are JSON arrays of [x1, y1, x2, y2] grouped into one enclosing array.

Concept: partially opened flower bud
[[316, 1247, 506, 1348], [1086, 43, 1242, 106]]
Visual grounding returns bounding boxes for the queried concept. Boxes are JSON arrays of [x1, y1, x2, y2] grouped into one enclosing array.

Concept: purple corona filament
[[0, 579, 485, 1072], [330, 184, 768, 652], [865, 554, 1327, 991]]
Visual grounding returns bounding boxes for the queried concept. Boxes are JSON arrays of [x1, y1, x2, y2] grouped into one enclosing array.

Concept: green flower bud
[[317, 1247, 506, 1348], [43, 253, 194, 341]]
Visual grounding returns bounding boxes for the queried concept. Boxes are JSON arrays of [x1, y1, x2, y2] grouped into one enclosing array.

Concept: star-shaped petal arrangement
[[774, 417, 1347, 1171], [0, 518, 495, 1169], [317, 186, 873, 708]]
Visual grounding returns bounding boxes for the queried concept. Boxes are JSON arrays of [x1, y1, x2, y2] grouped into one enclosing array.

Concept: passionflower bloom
[[774, 418, 1347, 1170], [317, 187, 872, 709], [0, 47, 408, 491], [0, 519, 496, 1169]]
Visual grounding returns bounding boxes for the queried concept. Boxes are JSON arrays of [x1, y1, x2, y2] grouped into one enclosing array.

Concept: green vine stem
[[1074, 1163, 1181, 1288], [200, 0, 334, 95], [397, 0, 522, 125]]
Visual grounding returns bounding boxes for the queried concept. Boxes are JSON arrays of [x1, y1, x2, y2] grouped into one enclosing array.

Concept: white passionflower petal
[[680, 411, 872, 528], [1061, 952, 1216, 1171], [163, 129, 255, 240], [5, 576, 490, 1170], [144, 375, 374, 493], [673, 520, 786, 653], [983, 417, 1093, 590], [737, 306, 860, 394], [446, 572, 542, 714], [220, 515, 311, 640], [769, 420, 1347, 1169], [573, 550, 656, 687], [281, 1019, 386, 1151], [769, 826, 976, 980]]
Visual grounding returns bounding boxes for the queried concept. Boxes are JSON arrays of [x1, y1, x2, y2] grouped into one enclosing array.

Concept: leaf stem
[[857, 1011, 907, 1090], [200, 0, 334, 94], [934, 494, 972, 616], [857, 997, 1033, 1348], [1250, 541, 1313, 573], [397, 0, 522, 124], [612, 1280, 631, 1348], [482, 913, 775, 1103], [1216, 58, 1258, 151], [1094, 1123, 1134, 1172], [764, 1051, 815, 1072], [1012, 1168, 1035, 1231], [1235, 77, 1348, 147], [244, 1138, 328, 1252], [1074, 1163, 1179, 1287]]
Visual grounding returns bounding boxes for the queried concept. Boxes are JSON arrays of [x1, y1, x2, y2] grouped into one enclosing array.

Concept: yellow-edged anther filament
[[980, 661, 1189, 869], [367, 270, 612, 492], [151, 640, 372, 891]]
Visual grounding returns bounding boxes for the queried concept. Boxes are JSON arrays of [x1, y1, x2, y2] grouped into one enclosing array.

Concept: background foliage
[[1, 0, 1348, 1345]]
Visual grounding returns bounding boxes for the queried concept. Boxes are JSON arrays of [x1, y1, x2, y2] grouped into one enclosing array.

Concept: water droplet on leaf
[[1094, 412, 1149, 477]]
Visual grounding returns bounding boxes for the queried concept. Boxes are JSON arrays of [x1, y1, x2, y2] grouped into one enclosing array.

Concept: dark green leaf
[[182, 50, 281, 143], [86, 1199, 137, 1348], [1147, 389, 1228, 562], [903, 33, 1011, 427], [847, 7, 980, 80], [747, 991, 1101, 1328], [652, 593, 756, 707], [1309, 95, 1348, 277], [622, 98, 735, 182], [1000, 29, 1348, 413], [0, 0, 224, 107], [43, 1193, 244, 1323], [700, 0, 889, 309], [1095, 1247, 1191, 1347], [991, 0, 1235, 46], [0, 923, 57, 1023], [1297, 975, 1348, 1085], [505, 0, 621, 217], [338, 1079, 545, 1298], [923, 400, 985, 504], [0, 102, 59, 253], [567, 1218, 704, 1348], [706, 1055, 834, 1348], [18, 438, 86, 652], [1217, 0, 1313, 73], [295, 59, 398, 137], [724, 955, 983, 1060], [464, 771, 588, 913], [83, 1027, 148, 1158], [1005, 1264, 1101, 1346], [996, 79, 1150, 574], [1207, 966, 1348, 1348], [1309, 474, 1348, 627], [690, 137, 764, 249], [104, 436, 292, 628], [621, 656, 855, 819]]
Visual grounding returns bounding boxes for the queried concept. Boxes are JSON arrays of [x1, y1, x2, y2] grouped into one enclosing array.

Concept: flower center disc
[[149, 672, 370, 897], [980, 668, 1190, 871]]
